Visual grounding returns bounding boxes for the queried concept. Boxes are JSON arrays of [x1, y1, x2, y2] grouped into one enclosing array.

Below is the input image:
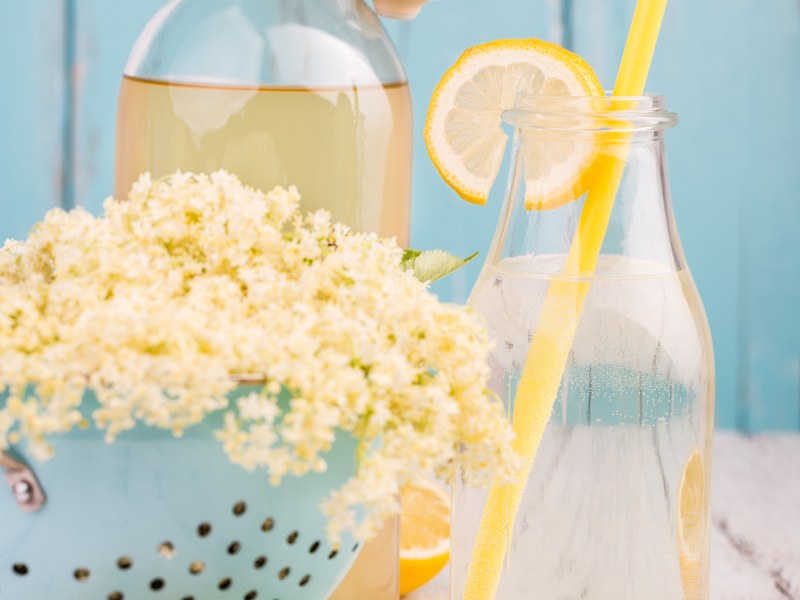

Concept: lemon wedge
[[677, 449, 707, 600], [424, 38, 603, 209], [399, 475, 450, 596]]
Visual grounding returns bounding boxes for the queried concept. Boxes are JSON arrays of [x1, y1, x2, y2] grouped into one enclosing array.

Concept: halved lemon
[[424, 38, 604, 210], [677, 449, 707, 600], [399, 475, 450, 596]]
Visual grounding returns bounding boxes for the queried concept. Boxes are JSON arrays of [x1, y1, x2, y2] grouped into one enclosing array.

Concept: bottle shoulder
[[125, 0, 407, 87], [470, 255, 713, 386]]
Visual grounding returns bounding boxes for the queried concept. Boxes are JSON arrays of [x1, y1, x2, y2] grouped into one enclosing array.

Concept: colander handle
[[0, 451, 46, 512]]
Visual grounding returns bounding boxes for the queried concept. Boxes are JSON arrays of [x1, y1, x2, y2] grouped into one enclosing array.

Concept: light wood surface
[[409, 432, 800, 600]]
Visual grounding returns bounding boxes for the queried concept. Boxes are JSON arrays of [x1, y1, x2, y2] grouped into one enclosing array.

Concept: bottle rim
[[503, 93, 678, 132]]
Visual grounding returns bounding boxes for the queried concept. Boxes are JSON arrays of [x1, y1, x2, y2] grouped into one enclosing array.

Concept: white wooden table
[[409, 433, 800, 600]]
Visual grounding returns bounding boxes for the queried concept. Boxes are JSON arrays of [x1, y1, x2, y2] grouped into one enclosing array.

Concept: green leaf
[[402, 249, 479, 283]]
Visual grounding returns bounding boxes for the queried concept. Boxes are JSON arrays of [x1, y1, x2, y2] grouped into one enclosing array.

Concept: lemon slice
[[399, 475, 450, 596], [677, 449, 707, 600], [424, 38, 603, 210]]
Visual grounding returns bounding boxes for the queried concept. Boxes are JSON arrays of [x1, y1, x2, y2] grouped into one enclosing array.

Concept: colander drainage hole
[[286, 531, 298, 545], [181, 596, 195, 600], [278, 567, 291, 581], [74, 568, 90, 582], [228, 541, 241, 555], [352, 543, 359, 553], [218, 577, 233, 590], [12, 563, 28, 576], [157, 541, 175, 559], [117, 556, 133, 570], [299, 574, 311, 587], [233, 501, 247, 516], [327, 550, 338, 560], [189, 561, 205, 575], [261, 517, 275, 532], [254, 556, 268, 570], [150, 577, 165, 591], [244, 591, 258, 600], [108, 592, 124, 600], [308, 541, 320, 554], [198, 522, 212, 537]]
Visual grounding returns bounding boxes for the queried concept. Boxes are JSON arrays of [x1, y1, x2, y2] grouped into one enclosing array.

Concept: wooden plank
[[72, 0, 165, 213], [570, 0, 800, 432], [711, 433, 800, 599], [709, 523, 784, 600], [410, 433, 800, 600], [734, 2, 800, 433], [0, 1, 67, 241]]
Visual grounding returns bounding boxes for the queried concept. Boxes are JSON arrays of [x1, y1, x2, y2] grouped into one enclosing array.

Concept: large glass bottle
[[451, 95, 714, 599], [115, 2, 418, 598], [115, 0, 412, 246]]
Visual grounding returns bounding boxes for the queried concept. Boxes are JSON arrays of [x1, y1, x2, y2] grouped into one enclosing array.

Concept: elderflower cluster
[[0, 171, 516, 542]]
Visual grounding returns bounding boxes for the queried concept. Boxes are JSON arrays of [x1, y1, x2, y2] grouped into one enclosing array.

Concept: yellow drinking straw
[[462, 1, 668, 598]]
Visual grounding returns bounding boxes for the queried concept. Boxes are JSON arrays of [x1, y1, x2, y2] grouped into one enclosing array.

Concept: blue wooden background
[[1, 0, 798, 431]]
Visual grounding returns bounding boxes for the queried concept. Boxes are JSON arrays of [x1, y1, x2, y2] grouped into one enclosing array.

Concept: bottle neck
[[490, 129, 686, 279]]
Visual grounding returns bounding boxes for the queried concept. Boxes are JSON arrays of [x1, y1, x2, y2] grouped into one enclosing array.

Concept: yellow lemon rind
[[424, 38, 604, 207], [398, 475, 450, 596]]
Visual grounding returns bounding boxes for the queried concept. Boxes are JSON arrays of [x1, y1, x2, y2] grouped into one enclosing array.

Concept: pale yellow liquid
[[115, 77, 412, 245]]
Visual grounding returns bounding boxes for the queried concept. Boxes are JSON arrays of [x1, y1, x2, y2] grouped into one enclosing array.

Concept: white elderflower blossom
[[0, 171, 516, 543]]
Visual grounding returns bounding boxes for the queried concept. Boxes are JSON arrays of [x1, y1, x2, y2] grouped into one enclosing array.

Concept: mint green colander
[[0, 387, 361, 600]]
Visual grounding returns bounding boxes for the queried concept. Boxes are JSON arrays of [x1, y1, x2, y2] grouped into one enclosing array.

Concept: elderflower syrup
[[115, 78, 412, 246], [114, 0, 414, 247]]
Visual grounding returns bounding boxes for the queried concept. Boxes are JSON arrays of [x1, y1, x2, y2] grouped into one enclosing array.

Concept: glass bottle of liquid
[[451, 94, 715, 599], [115, 2, 430, 598], [115, 0, 414, 246]]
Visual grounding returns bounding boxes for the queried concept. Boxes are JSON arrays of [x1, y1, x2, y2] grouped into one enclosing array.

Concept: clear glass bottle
[[451, 95, 714, 599], [115, 0, 412, 246], [330, 514, 400, 599], [115, 2, 418, 598]]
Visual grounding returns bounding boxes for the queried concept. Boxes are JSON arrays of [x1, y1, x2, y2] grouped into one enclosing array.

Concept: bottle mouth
[[503, 93, 678, 132]]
